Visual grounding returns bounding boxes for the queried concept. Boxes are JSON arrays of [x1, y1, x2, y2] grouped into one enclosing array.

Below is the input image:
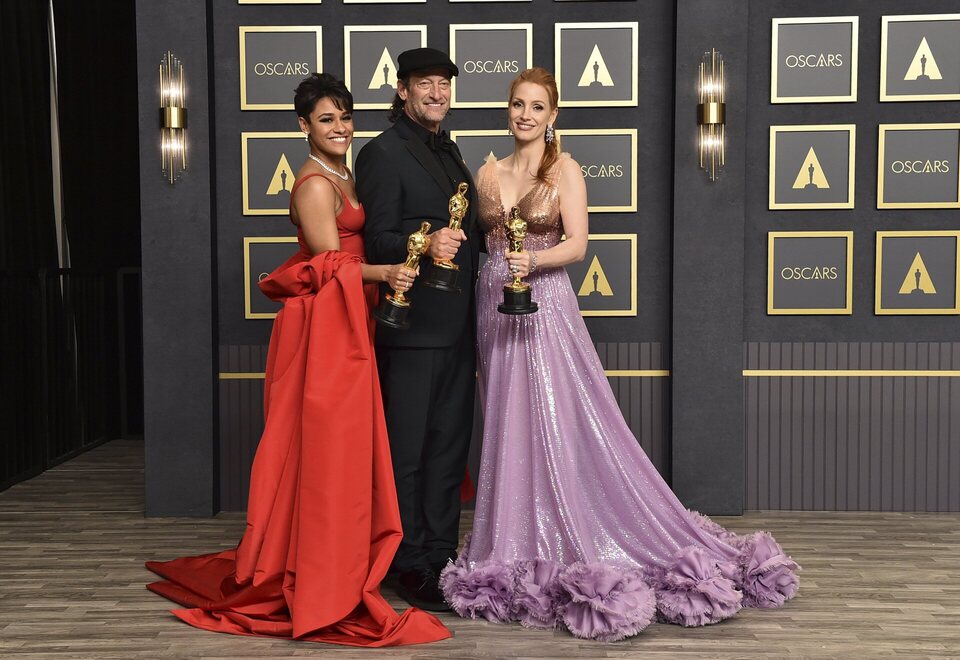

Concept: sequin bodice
[[476, 158, 563, 254]]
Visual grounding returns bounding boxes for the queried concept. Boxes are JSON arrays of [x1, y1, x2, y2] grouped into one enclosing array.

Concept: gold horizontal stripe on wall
[[219, 370, 672, 380], [743, 369, 960, 377]]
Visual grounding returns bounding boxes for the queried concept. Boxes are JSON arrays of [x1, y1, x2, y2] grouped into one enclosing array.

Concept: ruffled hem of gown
[[439, 513, 799, 641]]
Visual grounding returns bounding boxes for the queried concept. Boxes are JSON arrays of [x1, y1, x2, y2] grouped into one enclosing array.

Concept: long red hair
[[507, 68, 560, 184]]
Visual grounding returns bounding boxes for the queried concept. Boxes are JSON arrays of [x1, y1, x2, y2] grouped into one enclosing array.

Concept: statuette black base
[[422, 263, 460, 293], [498, 286, 538, 315], [373, 296, 411, 329]]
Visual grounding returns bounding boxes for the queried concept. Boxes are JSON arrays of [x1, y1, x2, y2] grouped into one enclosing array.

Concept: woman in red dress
[[145, 73, 451, 647]]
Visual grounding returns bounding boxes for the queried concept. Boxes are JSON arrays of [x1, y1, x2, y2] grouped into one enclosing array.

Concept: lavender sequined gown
[[440, 157, 799, 641]]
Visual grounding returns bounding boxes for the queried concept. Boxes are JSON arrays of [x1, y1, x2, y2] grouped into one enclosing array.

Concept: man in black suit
[[356, 48, 480, 611]]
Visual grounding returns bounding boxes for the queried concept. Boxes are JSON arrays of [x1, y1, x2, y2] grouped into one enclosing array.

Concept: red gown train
[[146, 178, 451, 646]]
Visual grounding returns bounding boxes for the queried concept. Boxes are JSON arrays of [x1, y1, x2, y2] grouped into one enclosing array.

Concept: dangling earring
[[303, 132, 309, 143], [545, 124, 555, 144]]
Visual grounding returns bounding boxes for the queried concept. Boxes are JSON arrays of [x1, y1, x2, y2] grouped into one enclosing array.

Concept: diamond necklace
[[308, 153, 349, 181]]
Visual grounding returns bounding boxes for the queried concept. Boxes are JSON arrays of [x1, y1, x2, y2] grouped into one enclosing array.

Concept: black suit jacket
[[356, 119, 482, 348]]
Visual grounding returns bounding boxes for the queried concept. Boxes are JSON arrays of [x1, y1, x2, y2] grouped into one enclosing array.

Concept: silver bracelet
[[530, 251, 539, 273]]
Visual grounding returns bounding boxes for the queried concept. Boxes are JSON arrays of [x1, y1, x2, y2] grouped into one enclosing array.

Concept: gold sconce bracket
[[697, 48, 726, 182], [160, 51, 187, 184]]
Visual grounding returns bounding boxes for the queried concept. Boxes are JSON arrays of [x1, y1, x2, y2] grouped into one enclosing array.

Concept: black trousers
[[376, 332, 475, 572]]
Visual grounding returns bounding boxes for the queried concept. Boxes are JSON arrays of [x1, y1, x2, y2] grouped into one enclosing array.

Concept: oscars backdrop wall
[[213, 0, 676, 510]]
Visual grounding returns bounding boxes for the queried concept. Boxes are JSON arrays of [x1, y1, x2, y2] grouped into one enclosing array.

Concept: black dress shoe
[[397, 567, 450, 612]]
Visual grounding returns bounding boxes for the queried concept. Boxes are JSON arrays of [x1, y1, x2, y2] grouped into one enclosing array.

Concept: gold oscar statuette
[[497, 206, 539, 315], [373, 221, 431, 329], [423, 182, 470, 293]]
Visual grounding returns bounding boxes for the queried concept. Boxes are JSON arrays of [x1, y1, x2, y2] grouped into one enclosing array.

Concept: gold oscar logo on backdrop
[[368, 48, 398, 90], [577, 255, 614, 296], [792, 147, 830, 189], [898, 252, 937, 295], [577, 45, 614, 87], [266, 154, 294, 195], [904, 38, 943, 81]]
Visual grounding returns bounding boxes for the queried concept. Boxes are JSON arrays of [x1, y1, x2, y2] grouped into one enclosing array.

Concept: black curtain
[[0, 0, 142, 491], [0, 0, 59, 489], [52, 0, 143, 443]]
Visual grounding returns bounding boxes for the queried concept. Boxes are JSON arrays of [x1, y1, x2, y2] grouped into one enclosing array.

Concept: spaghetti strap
[[290, 172, 343, 201]]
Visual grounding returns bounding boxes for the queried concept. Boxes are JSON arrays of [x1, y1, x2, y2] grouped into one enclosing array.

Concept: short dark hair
[[294, 72, 353, 119]]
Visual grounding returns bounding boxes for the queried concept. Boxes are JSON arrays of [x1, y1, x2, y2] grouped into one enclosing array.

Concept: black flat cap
[[396, 47, 459, 79]]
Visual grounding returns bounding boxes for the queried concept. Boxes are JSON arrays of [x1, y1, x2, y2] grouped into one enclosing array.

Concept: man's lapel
[[400, 131, 453, 197]]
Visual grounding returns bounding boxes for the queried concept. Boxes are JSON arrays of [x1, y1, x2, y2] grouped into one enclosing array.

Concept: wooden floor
[[1, 441, 959, 659]]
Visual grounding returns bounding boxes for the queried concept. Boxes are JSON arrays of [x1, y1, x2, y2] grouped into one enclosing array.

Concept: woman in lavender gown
[[440, 68, 799, 641]]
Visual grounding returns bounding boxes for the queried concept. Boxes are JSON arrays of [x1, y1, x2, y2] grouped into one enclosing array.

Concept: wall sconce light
[[160, 51, 187, 184], [697, 48, 725, 182]]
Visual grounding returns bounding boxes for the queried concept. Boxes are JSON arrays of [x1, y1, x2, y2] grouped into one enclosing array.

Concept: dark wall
[[745, 0, 960, 342], [137, 0, 959, 515], [671, 0, 748, 515], [212, 0, 677, 510], [137, 0, 217, 516], [741, 0, 960, 512]]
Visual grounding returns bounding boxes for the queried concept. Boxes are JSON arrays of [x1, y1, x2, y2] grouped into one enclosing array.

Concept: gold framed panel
[[554, 22, 639, 108], [578, 233, 637, 317], [449, 23, 533, 109], [877, 123, 960, 209], [344, 25, 427, 110], [770, 16, 859, 103], [880, 13, 960, 102], [239, 26, 323, 110], [243, 236, 299, 319], [556, 128, 638, 213], [241, 131, 306, 216], [768, 124, 856, 210], [875, 230, 960, 315], [449, 129, 515, 172], [346, 130, 383, 171], [767, 230, 854, 315]]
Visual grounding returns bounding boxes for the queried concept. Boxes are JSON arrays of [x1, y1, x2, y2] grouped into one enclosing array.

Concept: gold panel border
[[346, 130, 383, 171], [768, 124, 856, 210], [556, 128, 638, 213], [239, 26, 323, 111], [767, 230, 854, 315], [243, 236, 299, 319], [744, 369, 960, 377], [770, 16, 859, 104], [449, 24, 533, 109], [241, 131, 305, 216], [555, 22, 639, 108], [880, 14, 960, 102], [580, 233, 637, 317], [876, 123, 960, 209], [450, 128, 512, 145], [875, 230, 960, 315], [344, 25, 427, 110]]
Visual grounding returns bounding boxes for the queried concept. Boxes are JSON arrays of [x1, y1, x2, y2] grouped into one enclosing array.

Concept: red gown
[[146, 175, 451, 646]]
